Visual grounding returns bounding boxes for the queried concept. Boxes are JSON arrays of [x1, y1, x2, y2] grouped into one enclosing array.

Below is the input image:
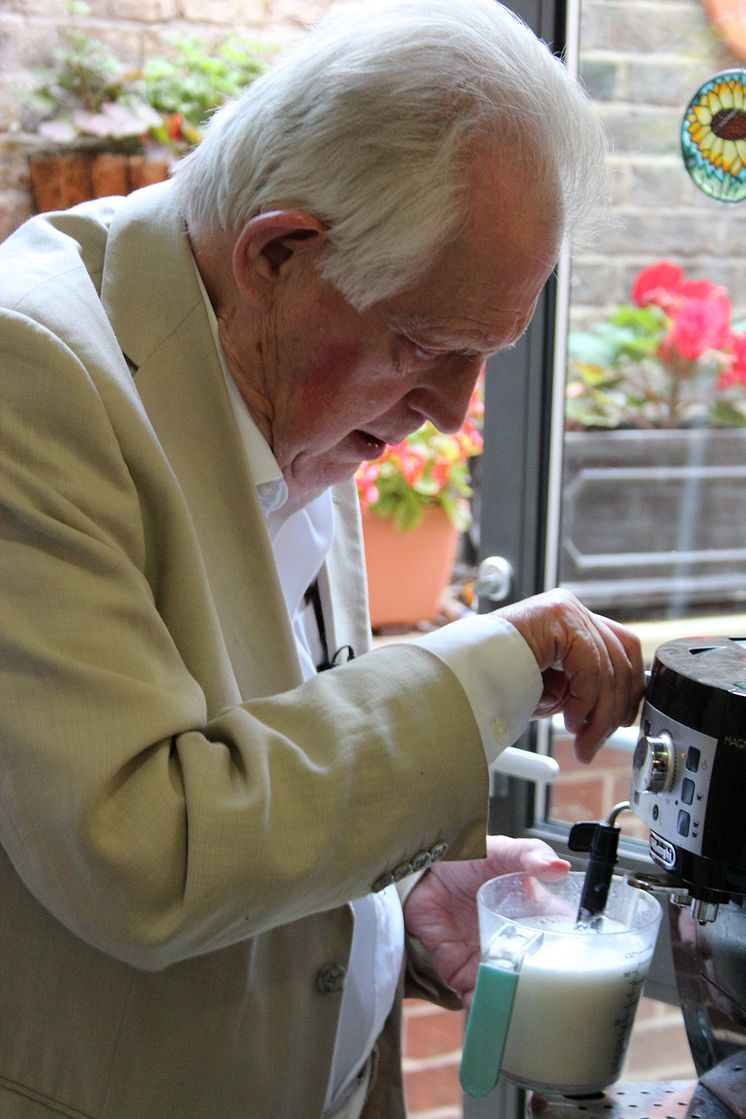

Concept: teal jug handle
[[459, 924, 544, 1099], [459, 962, 518, 1097]]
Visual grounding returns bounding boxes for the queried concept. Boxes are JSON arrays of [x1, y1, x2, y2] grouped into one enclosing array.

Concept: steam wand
[[568, 801, 632, 928]]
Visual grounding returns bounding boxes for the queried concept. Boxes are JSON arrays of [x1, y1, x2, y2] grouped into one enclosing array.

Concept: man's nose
[[406, 353, 484, 434]]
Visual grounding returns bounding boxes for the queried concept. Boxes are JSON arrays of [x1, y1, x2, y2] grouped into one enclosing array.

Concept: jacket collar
[[99, 183, 371, 694], [101, 183, 304, 697]]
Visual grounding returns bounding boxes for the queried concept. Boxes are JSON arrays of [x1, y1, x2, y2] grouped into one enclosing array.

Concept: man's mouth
[[354, 430, 387, 458]]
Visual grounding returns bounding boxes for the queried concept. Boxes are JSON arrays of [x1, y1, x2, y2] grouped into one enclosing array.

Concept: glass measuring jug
[[460, 871, 662, 1098]]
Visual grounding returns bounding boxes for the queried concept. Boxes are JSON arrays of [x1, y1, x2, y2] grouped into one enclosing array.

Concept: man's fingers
[[498, 589, 646, 760], [605, 616, 646, 725], [485, 835, 570, 880], [567, 613, 646, 760]]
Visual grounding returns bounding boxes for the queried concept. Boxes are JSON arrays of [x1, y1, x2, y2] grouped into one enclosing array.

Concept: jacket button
[[392, 861, 414, 883], [410, 850, 432, 872], [317, 962, 347, 994], [430, 842, 449, 862], [372, 872, 395, 893]]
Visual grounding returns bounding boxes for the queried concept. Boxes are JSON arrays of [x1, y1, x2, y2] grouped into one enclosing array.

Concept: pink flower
[[661, 286, 732, 361], [720, 333, 746, 389], [632, 262, 733, 363], [401, 448, 427, 485], [633, 263, 732, 360], [431, 460, 450, 488]]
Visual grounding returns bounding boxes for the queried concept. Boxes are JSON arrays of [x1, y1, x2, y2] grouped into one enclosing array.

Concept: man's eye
[[409, 342, 442, 363]]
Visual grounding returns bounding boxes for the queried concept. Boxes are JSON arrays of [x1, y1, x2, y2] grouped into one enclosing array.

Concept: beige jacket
[[0, 183, 493, 1118]]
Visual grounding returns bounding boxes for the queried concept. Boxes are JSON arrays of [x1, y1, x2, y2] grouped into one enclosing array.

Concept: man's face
[[250, 161, 560, 501]]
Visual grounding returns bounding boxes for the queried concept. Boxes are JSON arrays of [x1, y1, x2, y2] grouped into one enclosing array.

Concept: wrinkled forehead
[[385, 165, 561, 354], [454, 148, 562, 298]]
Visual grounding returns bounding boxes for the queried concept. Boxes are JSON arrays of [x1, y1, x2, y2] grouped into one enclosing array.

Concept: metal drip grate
[[527, 1081, 716, 1119]]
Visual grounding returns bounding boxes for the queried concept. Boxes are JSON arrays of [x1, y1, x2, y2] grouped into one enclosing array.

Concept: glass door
[[471, 0, 745, 1110], [543, 0, 746, 833]]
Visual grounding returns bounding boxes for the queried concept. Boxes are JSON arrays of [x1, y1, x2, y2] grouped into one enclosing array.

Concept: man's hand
[[498, 588, 645, 762], [403, 835, 569, 1008]]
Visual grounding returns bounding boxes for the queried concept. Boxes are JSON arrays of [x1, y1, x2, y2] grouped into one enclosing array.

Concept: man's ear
[[233, 210, 327, 302]]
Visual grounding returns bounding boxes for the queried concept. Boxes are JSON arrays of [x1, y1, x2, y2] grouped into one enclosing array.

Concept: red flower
[[634, 262, 733, 362], [166, 112, 185, 142], [632, 261, 685, 308], [720, 333, 746, 389], [568, 261, 746, 429]]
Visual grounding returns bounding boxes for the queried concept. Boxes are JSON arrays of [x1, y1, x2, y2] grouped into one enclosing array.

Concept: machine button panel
[[632, 700, 717, 861]]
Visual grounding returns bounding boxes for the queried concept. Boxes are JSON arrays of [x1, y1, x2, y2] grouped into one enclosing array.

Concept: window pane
[[542, 3, 744, 1090]]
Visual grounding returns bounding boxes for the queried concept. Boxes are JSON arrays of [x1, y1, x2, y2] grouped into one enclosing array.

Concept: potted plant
[[565, 260, 746, 431], [355, 384, 483, 630], [23, 4, 271, 211], [561, 260, 746, 614]]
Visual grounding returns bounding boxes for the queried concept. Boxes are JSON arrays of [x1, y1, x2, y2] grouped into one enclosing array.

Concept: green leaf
[[710, 401, 746, 427]]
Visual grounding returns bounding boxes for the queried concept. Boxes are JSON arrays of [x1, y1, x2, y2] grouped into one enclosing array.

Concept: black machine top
[[647, 636, 746, 738]]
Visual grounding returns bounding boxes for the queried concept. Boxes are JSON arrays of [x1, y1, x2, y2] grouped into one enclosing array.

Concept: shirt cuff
[[413, 614, 543, 766]]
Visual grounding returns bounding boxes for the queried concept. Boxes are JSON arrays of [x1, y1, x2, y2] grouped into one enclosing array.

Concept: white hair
[[173, 0, 608, 310]]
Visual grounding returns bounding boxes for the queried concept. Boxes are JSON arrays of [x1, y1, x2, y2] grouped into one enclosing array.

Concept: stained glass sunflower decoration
[[681, 69, 746, 202]]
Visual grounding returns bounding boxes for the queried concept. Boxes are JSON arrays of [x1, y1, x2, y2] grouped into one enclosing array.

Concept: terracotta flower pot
[[28, 150, 171, 212], [362, 505, 459, 630]]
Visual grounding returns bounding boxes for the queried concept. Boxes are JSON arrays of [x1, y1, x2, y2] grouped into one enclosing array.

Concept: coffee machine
[[629, 636, 746, 1118], [524, 636, 746, 1119]]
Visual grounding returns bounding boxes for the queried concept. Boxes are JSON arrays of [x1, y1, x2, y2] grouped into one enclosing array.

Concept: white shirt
[[194, 263, 542, 1113]]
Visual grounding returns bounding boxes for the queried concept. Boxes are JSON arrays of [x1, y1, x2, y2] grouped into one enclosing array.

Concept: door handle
[[474, 555, 514, 604]]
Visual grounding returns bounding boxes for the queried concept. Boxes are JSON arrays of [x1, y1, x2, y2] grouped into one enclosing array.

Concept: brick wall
[[0, 0, 339, 239], [573, 0, 746, 321]]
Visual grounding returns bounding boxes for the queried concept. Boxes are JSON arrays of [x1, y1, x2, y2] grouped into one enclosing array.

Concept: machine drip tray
[[527, 1081, 728, 1119], [699, 1052, 746, 1119], [526, 1053, 746, 1119]]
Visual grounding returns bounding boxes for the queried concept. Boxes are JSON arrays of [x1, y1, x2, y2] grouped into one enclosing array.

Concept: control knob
[[632, 731, 675, 794]]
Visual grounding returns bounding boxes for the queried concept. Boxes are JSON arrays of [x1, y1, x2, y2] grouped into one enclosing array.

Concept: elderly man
[[0, 1, 642, 1117]]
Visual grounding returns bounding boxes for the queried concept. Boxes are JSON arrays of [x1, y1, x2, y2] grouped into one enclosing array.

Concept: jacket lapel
[[322, 484, 373, 662]]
